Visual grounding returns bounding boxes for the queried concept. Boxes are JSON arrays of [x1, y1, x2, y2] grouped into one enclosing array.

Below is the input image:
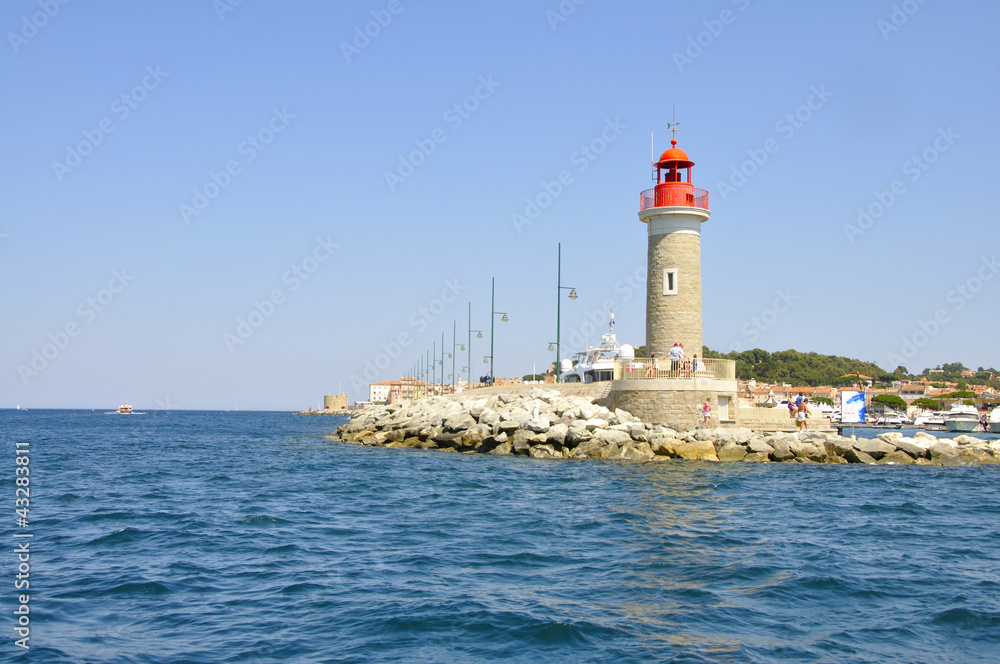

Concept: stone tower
[[638, 138, 710, 359]]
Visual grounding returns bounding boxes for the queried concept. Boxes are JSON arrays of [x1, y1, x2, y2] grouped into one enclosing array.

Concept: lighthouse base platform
[[609, 379, 830, 432]]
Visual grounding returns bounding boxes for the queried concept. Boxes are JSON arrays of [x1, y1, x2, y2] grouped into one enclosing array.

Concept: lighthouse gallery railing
[[640, 187, 709, 211], [613, 357, 735, 381]]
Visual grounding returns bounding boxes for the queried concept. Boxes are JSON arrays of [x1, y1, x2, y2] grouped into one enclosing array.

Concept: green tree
[[912, 398, 942, 410], [872, 394, 907, 411]]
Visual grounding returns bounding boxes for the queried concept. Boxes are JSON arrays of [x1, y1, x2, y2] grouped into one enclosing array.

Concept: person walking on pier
[[796, 398, 810, 431]]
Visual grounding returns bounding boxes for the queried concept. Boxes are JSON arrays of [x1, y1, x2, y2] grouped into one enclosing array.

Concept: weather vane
[[666, 103, 682, 142]]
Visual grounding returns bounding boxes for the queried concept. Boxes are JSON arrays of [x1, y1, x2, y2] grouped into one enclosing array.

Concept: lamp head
[[568, 289, 578, 300]]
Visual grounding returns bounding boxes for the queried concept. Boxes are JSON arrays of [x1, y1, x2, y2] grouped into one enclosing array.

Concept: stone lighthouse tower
[[639, 137, 710, 359]]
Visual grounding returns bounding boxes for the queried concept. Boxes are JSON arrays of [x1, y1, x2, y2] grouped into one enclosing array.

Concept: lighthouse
[[639, 136, 710, 360]]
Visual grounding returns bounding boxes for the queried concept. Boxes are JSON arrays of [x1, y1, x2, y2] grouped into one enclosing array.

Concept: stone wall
[[735, 406, 831, 432], [610, 378, 736, 430]]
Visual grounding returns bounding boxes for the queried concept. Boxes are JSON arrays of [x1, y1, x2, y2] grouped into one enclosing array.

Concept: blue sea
[[3, 410, 999, 663]]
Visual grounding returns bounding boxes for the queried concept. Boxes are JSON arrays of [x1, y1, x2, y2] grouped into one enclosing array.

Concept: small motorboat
[[116, 402, 133, 414]]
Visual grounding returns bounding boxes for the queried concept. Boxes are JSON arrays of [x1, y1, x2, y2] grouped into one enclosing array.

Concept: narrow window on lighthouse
[[663, 268, 678, 296]]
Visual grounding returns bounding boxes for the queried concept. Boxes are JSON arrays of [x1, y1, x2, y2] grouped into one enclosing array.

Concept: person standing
[[702, 398, 711, 426], [797, 398, 810, 431], [668, 343, 684, 375]]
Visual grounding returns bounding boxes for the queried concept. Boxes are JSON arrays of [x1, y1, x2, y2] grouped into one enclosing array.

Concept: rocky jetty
[[333, 388, 1000, 465]]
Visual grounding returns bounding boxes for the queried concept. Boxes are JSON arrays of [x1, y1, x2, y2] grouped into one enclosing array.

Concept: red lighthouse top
[[640, 138, 709, 211], [657, 139, 694, 169]]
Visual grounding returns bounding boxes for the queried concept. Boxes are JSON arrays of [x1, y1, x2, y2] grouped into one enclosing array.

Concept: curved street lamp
[[488, 277, 508, 386], [554, 242, 578, 383]]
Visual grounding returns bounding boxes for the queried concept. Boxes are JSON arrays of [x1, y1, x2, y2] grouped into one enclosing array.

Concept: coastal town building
[[324, 394, 348, 411]]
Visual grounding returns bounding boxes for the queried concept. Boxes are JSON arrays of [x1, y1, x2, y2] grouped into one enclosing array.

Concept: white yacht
[[874, 411, 911, 428], [913, 411, 947, 431], [560, 314, 631, 383], [988, 407, 1000, 434], [944, 404, 980, 433]]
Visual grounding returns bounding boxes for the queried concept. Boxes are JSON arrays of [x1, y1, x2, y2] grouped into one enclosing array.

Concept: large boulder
[[595, 429, 633, 446], [488, 441, 513, 456], [854, 438, 896, 461], [565, 426, 593, 446], [878, 450, 915, 465], [843, 448, 876, 464], [529, 444, 562, 459], [443, 412, 477, 433], [650, 437, 683, 457], [717, 442, 748, 462], [610, 441, 655, 461], [477, 407, 500, 428], [523, 413, 552, 434], [627, 424, 649, 442], [748, 439, 775, 456], [770, 440, 794, 462], [929, 441, 959, 460], [546, 422, 569, 446], [894, 437, 930, 459], [789, 440, 826, 462], [571, 439, 606, 460], [674, 441, 719, 461]]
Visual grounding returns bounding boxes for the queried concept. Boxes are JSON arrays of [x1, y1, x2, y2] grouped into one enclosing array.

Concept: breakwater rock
[[333, 388, 1000, 465]]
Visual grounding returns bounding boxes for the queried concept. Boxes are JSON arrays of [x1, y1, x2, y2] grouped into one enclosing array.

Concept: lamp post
[[468, 302, 482, 389], [449, 320, 464, 393], [489, 277, 509, 386], [553, 242, 578, 383], [440, 331, 446, 395]]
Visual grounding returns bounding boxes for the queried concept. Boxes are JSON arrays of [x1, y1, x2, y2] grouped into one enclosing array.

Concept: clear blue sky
[[2, 0, 998, 410]]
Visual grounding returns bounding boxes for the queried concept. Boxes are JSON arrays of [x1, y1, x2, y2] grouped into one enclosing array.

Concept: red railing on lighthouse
[[640, 187, 709, 212]]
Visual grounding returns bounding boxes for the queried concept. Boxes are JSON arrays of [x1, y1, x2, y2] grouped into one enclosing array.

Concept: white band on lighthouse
[[640, 208, 710, 236]]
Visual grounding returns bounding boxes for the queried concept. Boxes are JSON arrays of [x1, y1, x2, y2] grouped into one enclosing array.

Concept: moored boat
[[988, 407, 1000, 434], [560, 314, 628, 383], [944, 404, 980, 433], [914, 410, 948, 431]]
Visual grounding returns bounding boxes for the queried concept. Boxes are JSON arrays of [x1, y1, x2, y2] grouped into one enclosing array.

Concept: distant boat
[[914, 410, 947, 431], [944, 404, 979, 433], [116, 402, 133, 414], [988, 407, 1000, 434]]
